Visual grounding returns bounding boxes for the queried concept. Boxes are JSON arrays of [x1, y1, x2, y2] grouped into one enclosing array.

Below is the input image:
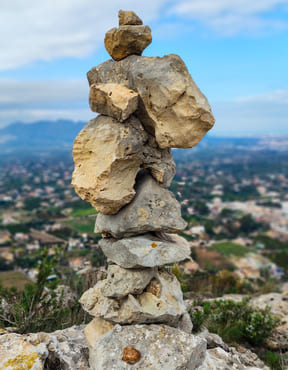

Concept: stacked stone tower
[[71, 10, 215, 369]]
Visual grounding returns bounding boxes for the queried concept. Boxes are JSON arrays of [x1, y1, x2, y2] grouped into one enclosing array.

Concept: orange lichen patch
[[122, 346, 141, 364], [151, 242, 158, 248]]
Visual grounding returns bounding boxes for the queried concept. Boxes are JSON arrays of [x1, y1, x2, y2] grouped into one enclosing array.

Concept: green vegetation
[[211, 242, 249, 257], [0, 249, 89, 333], [189, 298, 279, 346], [70, 207, 97, 217], [63, 218, 95, 234]]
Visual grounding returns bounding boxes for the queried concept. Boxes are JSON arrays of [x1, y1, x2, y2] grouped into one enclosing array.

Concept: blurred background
[[0, 2, 287, 368]]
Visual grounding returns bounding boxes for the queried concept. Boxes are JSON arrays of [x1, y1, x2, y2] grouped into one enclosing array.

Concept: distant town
[[0, 136, 287, 291]]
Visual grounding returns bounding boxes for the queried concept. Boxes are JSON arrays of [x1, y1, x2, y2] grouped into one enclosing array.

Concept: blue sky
[[0, 0, 287, 136]]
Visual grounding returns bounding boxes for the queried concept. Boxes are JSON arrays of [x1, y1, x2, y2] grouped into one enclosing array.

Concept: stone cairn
[[71, 10, 215, 370]]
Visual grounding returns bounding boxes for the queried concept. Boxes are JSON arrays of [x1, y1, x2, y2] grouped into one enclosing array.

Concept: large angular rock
[[102, 265, 156, 298], [71, 115, 175, 214], [118, 10, 143, 26], [89, 83, 139, 122], [99, 233, 191, 268], [87, 54, 215, 149], [79, 270, 187, 326], [88, 324, 206, 370], [104, 25, 152, 61], [95, 173, 186, 238]]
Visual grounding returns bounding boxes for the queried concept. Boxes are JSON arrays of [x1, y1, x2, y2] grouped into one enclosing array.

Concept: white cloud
[[0, 79, 93, 127], [211, 89, 288, 135], [0, 0, 287, 71], [170, 0, 288, 35], [0, 0, 167, 71]]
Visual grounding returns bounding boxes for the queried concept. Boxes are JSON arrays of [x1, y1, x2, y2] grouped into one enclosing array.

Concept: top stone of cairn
[[118, 10, 143, 26], [104, 11, 152, 61]]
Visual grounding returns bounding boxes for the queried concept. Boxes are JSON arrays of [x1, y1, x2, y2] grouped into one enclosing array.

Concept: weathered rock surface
[[87, 54, 215, 149], [200, 347, 269, 370], [88, 324, 207, 370], [102, 264, 156, 298], [118, 10, 143, 25], [89, 83, 138, 122], [0, 333, 43, 369], [99, 233, 191, 268], [0, 325, 89, 370], [105, 25, 152, 61], [71, 115, 175, 214], [95, 173, 186, 237], [80, 270, 186, 326]]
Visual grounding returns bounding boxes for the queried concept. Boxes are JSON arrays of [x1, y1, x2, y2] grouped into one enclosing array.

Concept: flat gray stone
[[99, 233, 191, 268], [102, 265, 156, 298], [95, 173, 186, 238], [88, 324, 207, 370]]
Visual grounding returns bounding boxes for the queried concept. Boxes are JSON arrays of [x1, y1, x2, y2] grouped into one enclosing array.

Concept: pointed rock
[[118, 10, 143, 26], [102, 265, 156, 298], [88, 324, 206, 370], [99, 233, 191, 268], [87, 54, 215, 149], [79, 270, 186, 326], [104, 25, 152, 61], [71, 115, 175, 214], [89, 83, 138, 122], [95, 173, 186, 238]]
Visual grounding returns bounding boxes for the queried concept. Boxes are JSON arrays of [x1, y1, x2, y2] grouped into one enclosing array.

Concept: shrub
[[189, 298, 279, 346]]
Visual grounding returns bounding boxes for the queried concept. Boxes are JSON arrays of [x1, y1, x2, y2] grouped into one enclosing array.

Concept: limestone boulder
[[104, 25, 152, 61], [95, 173, 186, 238], [71, 115, 174, 214], [102, 265, 156, 298], [99, 233, 191, 268], [118, 10, 143, 25], [87, 54, 215, 149], [89, 83, 138, 122], [88, 324, 206, 370], [0, 333, 43, 369], [79, 270, 187, 326]]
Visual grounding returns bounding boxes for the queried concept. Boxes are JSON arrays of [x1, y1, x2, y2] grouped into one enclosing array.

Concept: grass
[[0, 271, 32, 291], [211, 242, 250, 257], [63, 218, 95, 235], [69, 207, 97, 217]]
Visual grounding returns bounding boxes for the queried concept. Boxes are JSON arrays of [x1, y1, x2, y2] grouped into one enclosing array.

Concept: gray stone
[[99, 233, 191, 268], [71, 115, 175, 214], [95, 173, 186, 238], [178, 311, 193, 334], [104, 25, 152, 61], [88, 324, 207, 370], [102, 265, 156, 298], [79, 270, 187, 326], [87, 54, 215, 149], [89, 83, 139, 122], [118, 10, 143, 26]]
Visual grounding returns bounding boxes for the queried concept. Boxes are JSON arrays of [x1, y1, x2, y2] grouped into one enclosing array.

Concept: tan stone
[[71, 115, 175, 214], [87, 54, 215, 149], [84, 318, 114, 349], [89, 83, 138, 122], [118, 10, 143, 26], [104, 25, 152, 61]]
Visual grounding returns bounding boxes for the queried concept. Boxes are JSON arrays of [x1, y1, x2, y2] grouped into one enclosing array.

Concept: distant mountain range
[[0, 119, 267, 155], [0, 120, 85, 153]]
